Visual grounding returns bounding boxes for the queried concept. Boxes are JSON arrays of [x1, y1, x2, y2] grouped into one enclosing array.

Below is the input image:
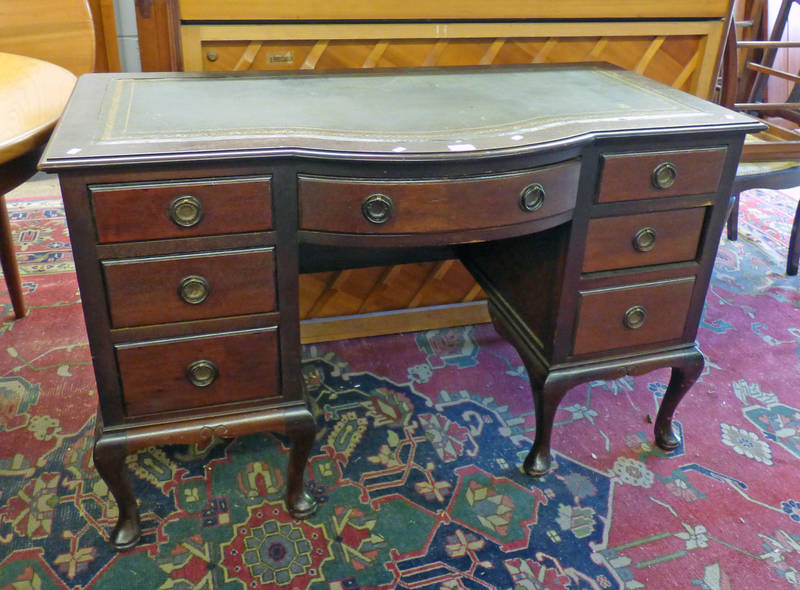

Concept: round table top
[[0, 52, 76, 166]]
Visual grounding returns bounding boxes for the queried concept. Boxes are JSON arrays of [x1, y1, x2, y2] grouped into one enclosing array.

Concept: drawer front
[[91, 177, 272, 243], [103, 248, 276, 328], [116, 328, 280, 416], [582, 207, 706, 273], [298, 161, 580, 234], [573, 278, 695, 356], [597, 148, 726, 203]]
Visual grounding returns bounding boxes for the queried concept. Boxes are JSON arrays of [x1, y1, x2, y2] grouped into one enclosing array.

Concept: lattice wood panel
[[299, 260, 483, 320], [181, 21, 727, 335], [197, 37, 709, 94], [183, 22, 725, 96]]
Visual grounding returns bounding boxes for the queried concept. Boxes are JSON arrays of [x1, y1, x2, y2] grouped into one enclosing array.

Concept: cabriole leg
[[654, 348, 705, 450], [523, 375, 572, 477], [93, 430, 141, 550], [285, 410, 318, 518]]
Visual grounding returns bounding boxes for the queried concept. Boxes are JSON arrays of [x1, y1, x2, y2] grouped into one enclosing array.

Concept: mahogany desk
[[40, 64, 761, 549]]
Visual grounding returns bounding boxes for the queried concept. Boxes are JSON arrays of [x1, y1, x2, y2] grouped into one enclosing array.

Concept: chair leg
[[726, 193, 740, 241], [787, 197, 800, 276], [0, 194, 25, 318]]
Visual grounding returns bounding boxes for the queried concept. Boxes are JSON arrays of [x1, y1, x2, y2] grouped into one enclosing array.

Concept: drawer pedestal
[[460, 140, 734, 477]]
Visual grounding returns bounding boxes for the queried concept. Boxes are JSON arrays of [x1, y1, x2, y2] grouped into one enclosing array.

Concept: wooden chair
[[723, 0, 800, 274], [0, 0, 95, 318]]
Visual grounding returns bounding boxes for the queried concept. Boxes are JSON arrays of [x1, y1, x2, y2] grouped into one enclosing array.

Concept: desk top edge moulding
[[40, 63, 763, 549]]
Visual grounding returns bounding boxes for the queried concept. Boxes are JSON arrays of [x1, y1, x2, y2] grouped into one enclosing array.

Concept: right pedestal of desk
[[462, 140, 735, 474]]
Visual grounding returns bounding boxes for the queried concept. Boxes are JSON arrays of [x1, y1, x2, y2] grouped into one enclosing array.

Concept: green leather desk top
[[41, 63, 759, 167]]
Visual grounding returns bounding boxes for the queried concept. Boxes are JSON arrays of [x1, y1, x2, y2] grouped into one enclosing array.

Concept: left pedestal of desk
[[53, 167, 316, 550]]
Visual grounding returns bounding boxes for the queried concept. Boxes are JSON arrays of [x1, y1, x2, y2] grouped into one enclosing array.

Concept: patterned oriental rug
[[1, 188, 800, 589]]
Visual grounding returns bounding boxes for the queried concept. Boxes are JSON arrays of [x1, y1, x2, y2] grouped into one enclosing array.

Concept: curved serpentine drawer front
[[102, 248, 276, 328], [91, 177, 272, 243], [596, 147, 726, 203], [115, 328, 280, 417], [297, 160, 580, 234]]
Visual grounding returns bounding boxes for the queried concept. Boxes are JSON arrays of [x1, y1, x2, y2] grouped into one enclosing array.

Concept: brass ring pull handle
[[632, 226, 657, 252], [169, 195, 204, 227], [651, 162, 677, 190], [178, 275, 210, 304], [187, 359, 218, 387], [519, 183, 546, 212], [361, 193, 394, 224], [623, 305, 647, 330]]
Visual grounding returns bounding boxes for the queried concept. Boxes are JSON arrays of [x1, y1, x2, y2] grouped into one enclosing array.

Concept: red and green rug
[[1, 189, 800, 589]]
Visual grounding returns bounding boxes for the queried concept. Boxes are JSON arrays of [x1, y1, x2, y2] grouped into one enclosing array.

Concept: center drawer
[[103, 248, 276, 328], [116, 327, 280, 416], [297, 160, 580, 234]]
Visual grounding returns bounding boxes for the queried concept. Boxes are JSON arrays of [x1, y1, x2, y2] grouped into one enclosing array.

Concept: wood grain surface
[[0, 0, 95, 76], [103, 248, 276, 328], [178, 0, 730, 20], [0, 53, 76, 164], [582, 207, 707, 273], [92, 177, 272, 243], [573, 278, 696, 356], [116, 327, 280, 416], [298, 163, 579, 235], [597, 148, 727, 202]]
